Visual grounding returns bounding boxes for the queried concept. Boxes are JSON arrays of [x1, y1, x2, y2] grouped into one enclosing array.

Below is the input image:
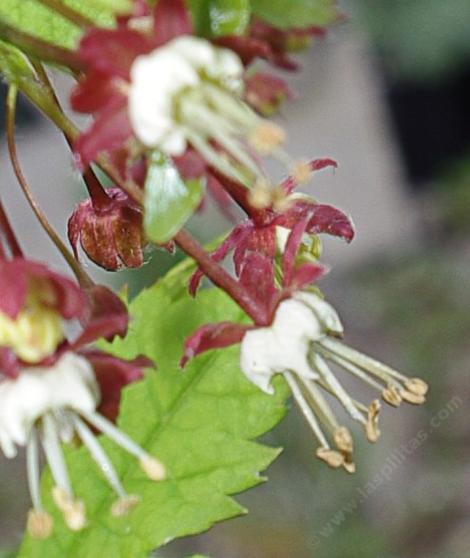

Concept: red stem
[[0, 201, 23, 258], [175, 229, 267, 324]]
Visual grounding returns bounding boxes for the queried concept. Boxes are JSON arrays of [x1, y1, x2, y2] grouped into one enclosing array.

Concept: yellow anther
[[248, 122, 286, 154], [27, 509, 54, 539]]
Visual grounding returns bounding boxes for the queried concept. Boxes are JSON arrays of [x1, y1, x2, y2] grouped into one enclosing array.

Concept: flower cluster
[[0, 258, 164, 539], [0, 0, 428, 544]]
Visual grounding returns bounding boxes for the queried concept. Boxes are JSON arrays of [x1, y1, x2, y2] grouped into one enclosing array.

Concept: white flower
[[128, 36, 296, 188], [240, 292, 428, 472], [0, 353, 165, 539]]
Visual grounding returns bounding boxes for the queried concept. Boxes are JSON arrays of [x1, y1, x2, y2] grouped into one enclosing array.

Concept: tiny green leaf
[[0, 39, 36, 84], [18, 265, 289, 558], [188, 0, 251, 37], [251, 0, 339, 29], [144, 152, 205, 244]]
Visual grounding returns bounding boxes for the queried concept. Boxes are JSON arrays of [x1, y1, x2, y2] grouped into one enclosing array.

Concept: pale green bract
[[18, 261, 289, 558]]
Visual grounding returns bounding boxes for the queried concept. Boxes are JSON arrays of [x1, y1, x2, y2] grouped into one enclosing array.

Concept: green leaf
[[251, 0, 338, 29], [0, 0, 131, 51], [144, 152, 205, 244], [19, 267, 289, 558], [0, 39, 36, 83], [188, 0, 251, 37]]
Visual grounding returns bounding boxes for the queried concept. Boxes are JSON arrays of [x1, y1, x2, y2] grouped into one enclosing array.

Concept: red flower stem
[[5, 85, 92, 287], [0, 200, 23, 258], [0, 19, 84, 71], [35, 0, 95, 28], [174, 229, 266, 323]]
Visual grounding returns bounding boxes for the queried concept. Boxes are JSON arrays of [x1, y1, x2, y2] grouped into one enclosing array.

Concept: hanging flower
[[72, 0, 307, 187], [183, 289, 428, 473], [0, 259, 164, 538]]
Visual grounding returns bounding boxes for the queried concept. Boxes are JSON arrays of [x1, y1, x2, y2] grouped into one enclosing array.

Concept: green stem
[[6, 85, 92, 287]]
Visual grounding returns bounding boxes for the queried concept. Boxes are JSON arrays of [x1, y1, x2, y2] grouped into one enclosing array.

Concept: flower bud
[[68, 188, 145, 271]]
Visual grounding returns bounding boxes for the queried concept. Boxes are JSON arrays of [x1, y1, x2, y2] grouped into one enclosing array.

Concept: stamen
[[405, 378, 429, 396], [321, 338, 410, 385], [183, 128, 249, 185], [26, 427, 53, 538], [182, 100, 262, 177], [41, 414, 73, 498], [284, 371, 329, 448], [111, 495, 141, 517], [271, 186, 292, 213], [26, 428, 43, 510], [316, 447, 344, 468], [382, 385, 402, 407], [334, 427, 353, 454], [299, 377, 340, 434], [248, 122, 286, 155], [80, 411, 166, 481], [400, 390, 426, 405], [311, 354, 366, 424], [72, 415, 127, 498], [27, 509, 53, 539], [291, 161, 312, 184], [317, 344, 385, 393], [139, 456, 166, 481], [366, 400, 381, 443], [248, 179, 272, 209]]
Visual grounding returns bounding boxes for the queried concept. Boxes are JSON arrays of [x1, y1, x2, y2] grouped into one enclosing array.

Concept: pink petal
[[282, 216, 310, 287], [70, 71, 117, 114], [72, 285, 129, 348], [79, 27, 151, 79], [214, 36, 272, 66], [83, 350, 152, 422], [239, 253, 278, 322], [188, 223, 251, 296], [278, 201, 355, 243], [289, 262, 326, 291], [152, 0, 193, 47], [180, 322, 250, 367], [73, 95, 133, 169], [281, 158, 338, 194]]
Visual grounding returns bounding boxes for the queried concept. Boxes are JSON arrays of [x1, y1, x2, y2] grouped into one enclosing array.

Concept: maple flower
[[184, 290, 428, 473], [0, 259, 164, 538], [189, 159, 354, 299], [72, 0, 305, 186]]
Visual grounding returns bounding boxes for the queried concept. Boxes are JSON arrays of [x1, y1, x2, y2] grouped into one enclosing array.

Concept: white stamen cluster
[[128, 36, 300, 188], [240, 292, 428, 472], [0, 353, 165, 538]]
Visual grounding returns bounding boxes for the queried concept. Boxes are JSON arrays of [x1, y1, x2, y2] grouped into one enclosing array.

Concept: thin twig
[[5, 85, 92, 287]]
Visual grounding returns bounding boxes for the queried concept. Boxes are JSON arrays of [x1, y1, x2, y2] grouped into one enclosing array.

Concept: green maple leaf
[[18, 263, 289, 557]]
